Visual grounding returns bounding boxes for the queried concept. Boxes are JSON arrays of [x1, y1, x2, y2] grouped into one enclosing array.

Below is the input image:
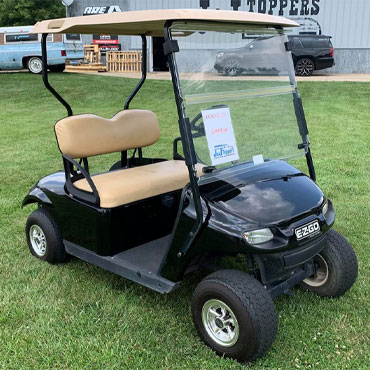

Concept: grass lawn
[[0, 73, 369, 369]]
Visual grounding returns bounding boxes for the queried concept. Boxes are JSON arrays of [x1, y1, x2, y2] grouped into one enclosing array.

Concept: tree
[[0, 0, 65, 27]]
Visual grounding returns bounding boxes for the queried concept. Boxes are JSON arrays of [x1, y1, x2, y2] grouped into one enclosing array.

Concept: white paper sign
[[202, 107, 239, 166]]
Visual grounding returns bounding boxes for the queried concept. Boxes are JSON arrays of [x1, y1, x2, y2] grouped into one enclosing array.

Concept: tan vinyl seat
[[74, 160, 203, 208], [54, 109, 203, 208]]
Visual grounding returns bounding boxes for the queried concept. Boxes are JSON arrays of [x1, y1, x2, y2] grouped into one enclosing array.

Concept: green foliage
[[0, 0, 65, 27]]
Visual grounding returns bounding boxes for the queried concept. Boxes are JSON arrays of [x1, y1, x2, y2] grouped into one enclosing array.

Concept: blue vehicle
[[0, 26, 84, 73]]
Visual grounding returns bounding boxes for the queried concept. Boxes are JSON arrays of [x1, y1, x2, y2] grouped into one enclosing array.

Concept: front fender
[[22, 186, 53, 208]]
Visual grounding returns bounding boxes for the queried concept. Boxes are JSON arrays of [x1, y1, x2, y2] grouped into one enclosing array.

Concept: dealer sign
[[83, 6, 122, 15]]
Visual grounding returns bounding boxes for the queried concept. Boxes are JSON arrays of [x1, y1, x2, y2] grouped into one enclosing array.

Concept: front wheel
[[27, 56, 43, 74], [224, 58, 242, 76], [191, 270, 277, 362], [302, 230, 358, 297]]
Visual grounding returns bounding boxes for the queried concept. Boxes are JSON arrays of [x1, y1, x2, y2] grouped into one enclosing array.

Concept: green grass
[[0, 73, 369, 369]]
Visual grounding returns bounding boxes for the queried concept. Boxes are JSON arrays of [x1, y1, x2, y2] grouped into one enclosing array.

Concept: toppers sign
[[243, 0, 320, 16], [83, 6, 122, 15]]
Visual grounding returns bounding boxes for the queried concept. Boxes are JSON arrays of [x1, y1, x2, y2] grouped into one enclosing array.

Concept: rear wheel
[[27, 57, 43, 74], [295, 58, 315, 76], [302, 230, 358, 297], [191, 270, 277, 362], [26, 208, 68, 264]]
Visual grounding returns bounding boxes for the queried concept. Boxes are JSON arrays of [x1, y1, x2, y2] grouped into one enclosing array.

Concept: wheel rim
[[304, 254, 329, 287], [296, 59, 314, 76], [201, 299, 239, 347], [225, 60, 240, 76], [28, 58, 42, 73], [29, 225, 47, 257]]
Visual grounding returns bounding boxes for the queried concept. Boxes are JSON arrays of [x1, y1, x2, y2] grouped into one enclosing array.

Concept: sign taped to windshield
[[202, 107, 239, 166]]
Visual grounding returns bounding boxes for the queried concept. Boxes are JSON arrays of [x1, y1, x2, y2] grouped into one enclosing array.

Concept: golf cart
[[24, 10, 358, 362]]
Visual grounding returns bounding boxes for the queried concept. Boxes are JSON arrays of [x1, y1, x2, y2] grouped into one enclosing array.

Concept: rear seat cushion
[[73, 160, 204, 208]]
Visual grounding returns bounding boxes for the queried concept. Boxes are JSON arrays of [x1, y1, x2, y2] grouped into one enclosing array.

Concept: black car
[[215, 35, 334, 77], [289, 35, 335, 76]]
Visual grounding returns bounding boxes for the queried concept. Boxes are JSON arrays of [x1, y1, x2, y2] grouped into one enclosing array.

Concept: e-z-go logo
[[83, 6, 122, 15]]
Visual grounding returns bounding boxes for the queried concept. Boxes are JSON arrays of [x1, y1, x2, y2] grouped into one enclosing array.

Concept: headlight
[[217, 52, 224, 58], [322, 201, 329, 217], [243, 228, 274, 245]]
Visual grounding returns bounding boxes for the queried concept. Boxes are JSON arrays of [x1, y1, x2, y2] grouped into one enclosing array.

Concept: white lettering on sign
[[202, 107, 239, 166], [83, 6, 122, 15], [108, 5, 122, 13]]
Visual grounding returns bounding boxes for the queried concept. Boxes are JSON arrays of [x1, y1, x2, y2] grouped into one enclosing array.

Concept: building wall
[[68, 0, 370, 73]]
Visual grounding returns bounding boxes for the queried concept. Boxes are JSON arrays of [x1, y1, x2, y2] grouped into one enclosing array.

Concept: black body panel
[[23, 160, 334, 286], [161, 161, 334, 281], [23, 158, 334, 286], [24, 171, 180, 256]]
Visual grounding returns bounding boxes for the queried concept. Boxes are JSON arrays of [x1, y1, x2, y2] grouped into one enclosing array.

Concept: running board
[[64, 240, 179, 294]]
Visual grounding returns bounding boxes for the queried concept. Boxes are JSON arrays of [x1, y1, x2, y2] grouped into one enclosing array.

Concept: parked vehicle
[[0, 26, 84, 73], [23, 9, 357, 363], [215, 34, 334, 77], [289, 35, 335, 76]]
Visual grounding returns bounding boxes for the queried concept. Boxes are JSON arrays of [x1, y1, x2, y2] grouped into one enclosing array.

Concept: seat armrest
[[173, 137, 185, 160], [62, 154, 100, 206]]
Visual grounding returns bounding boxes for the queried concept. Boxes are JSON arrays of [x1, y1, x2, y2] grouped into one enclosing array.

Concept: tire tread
[[193, 270, 277, 361]]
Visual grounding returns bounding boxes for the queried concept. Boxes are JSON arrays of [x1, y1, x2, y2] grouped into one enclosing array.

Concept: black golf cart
[[24, 10, 358, 362]]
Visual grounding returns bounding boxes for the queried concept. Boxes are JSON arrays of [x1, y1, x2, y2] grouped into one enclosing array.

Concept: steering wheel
[[190, 104, 228, 138]]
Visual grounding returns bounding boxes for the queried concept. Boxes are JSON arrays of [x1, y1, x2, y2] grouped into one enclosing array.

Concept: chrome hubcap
[[201, 299, 239, 347], [29, 58, 42, 73], [304, 254, 329, 287], [29, 225, 47, 257], [296, 59, 314, 76]]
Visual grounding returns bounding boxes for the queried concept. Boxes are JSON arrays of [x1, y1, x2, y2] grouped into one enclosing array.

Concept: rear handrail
[[41, 33, 73, 117]]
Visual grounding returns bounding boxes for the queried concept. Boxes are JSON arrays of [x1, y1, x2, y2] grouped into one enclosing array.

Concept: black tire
[[295, 57, 315, 76], [301, 230, 358, 297], [191, 270, 277, 362], [27, 56, 43, 74], [223, 58, 242, 76], [26, 208, 68, 264]]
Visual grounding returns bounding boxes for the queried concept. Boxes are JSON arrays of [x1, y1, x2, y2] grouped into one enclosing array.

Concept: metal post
[[124, 35, 147, 110], [41, 34, 73, 116], [281, 31, 316, 181], [163, 21, 204, 258]]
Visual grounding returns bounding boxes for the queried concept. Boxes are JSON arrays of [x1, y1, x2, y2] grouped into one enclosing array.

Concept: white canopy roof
[[31, 9, 298, 36]]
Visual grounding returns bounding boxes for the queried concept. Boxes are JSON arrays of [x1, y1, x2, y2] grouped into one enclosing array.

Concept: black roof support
[[124, 34, 147, 110], [163, 21, 204, 258], [41, 33, 73, 117]]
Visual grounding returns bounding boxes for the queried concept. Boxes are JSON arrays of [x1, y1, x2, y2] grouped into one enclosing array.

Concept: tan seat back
[[55, 109, 160, 159]]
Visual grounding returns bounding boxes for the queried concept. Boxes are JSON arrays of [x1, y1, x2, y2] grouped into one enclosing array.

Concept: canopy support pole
[[41, 34, 73, 117], [124, 34, 147, 110], [163, 21, 204, 259]]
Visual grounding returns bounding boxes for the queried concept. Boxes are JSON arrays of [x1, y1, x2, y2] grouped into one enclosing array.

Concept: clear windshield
[[171, 23, 304, 172]]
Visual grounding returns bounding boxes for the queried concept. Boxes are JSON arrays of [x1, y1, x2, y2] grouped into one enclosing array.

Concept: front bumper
[[214, 63, 223, 72], [254, 233, 328, 285]]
